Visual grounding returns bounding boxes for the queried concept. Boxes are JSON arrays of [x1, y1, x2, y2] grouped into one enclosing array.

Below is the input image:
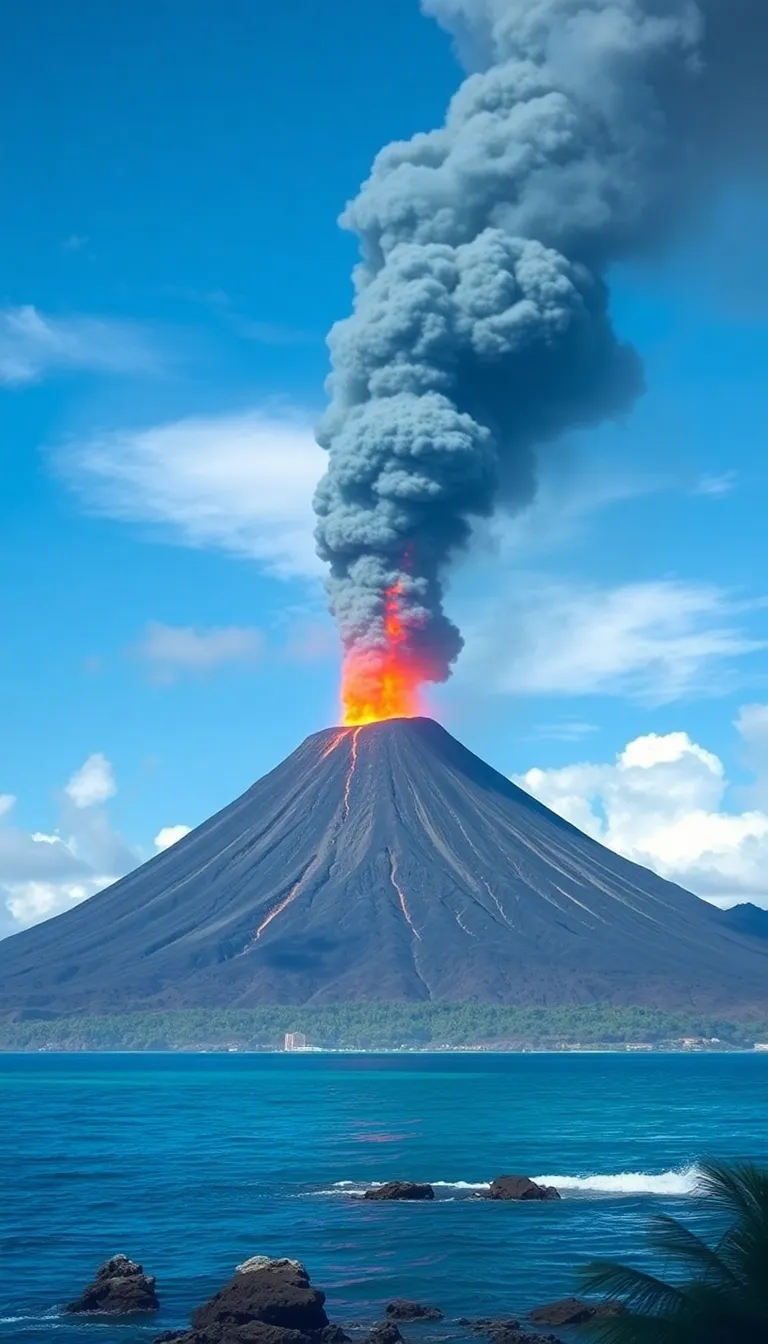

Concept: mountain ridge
[[0, 717, 766, 1015]]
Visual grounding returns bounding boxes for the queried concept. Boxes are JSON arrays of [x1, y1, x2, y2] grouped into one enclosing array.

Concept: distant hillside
[[1, 718, 768, 1015], [721, 903, 768, 941]]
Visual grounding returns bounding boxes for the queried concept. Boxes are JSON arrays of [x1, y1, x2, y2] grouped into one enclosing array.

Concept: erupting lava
[[342, 583, 424, 726]]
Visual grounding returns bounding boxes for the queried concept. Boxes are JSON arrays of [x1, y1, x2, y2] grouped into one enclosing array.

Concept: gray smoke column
[[313, 0, 766, 707]]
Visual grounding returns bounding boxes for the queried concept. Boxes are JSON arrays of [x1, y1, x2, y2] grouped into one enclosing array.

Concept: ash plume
[[314, 0, 767, 694]]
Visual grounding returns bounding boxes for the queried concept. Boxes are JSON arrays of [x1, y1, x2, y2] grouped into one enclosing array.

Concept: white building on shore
[[284, 1032, 308, 1052]]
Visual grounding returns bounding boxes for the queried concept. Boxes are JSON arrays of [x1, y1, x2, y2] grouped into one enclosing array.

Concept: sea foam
[[315, 1168, 701, 1198], [532, 1167, 702, 1196]]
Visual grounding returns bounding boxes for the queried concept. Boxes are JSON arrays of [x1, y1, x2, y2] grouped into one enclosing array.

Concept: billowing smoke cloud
[[314, 0, 767, 693]]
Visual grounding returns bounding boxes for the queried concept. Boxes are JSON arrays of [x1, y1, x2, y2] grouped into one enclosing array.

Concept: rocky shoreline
[[63, 1251, 621, 1344], [59, 1173, 615, 1341]]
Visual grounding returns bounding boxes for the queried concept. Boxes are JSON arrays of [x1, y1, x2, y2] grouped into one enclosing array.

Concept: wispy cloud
[[459, 578, 767, 705], [476, 464, 667, 561], [56, 408, 325, 579], [237, 319, 318, 347], [0, 305, 160, 386], [696, 471, 738, 498], [530, 721, 599, 743], [135, 621, 263, 682]]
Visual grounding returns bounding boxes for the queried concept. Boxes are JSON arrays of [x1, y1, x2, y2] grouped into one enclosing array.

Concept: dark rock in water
[[369, 1324, 403, 1344], [225, 1328, 312, 1344], [191, 1260, 328, 1337], [66, 1254, 159, 1315], [458, 1320, 521, 1334], [363, 1182, 435, 1202], [151, 1259, 346, 1344], [526, 1297, 624, 1329], [593, 1302, 626, 1319], [485, 1176, 560, 1202], [386, 1301, 443, 1321], [529, 1298, 595, 1326], [156, 1328, 312, 1344], [457, 1323, 559, 1344]]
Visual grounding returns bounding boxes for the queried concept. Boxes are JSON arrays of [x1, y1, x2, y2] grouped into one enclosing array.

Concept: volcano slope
[[0, 718, 766, 1015]]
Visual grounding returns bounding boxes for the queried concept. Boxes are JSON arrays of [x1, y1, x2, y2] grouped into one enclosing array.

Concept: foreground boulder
[[236, 1258, 308, 1277], [369, 1325, 403, 1344], [485, 1176, 561, 1202], [191, 1259, 329, 1336], [66, 1254, 159, 1315], [363, 1182, 435, 1201], [156, 1329, 315, 1344], [459, 1322, 560, 1344], [386, 1301, 443, 1321], [154, 1258, 340, 1344], [529, 1298, 625, 1328], [529, 1299, 593, 1327]]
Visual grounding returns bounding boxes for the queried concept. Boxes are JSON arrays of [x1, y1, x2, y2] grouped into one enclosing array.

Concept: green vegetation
[[0, 1003, 766, 1051], [580, 1160, 768, 1342]]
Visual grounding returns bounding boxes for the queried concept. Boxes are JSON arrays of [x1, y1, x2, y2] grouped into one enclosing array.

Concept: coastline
[[2, 1044, 768, 1056], [2, 1002, 767, 1054]]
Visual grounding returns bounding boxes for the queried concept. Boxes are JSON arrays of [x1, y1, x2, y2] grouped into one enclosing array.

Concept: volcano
[[1, 718, 767, 1015]]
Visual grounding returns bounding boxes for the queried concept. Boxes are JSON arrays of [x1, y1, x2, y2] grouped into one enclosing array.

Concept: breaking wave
[[531, 1167, 702, 1197], [312, 1168, 702, 1198]]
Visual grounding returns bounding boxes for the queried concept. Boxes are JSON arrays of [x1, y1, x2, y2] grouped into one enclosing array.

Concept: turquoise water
[[2, 1052, 767, 1341]]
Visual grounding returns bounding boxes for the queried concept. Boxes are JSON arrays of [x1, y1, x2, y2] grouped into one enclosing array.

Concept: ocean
[[2, 1052, 767, 1341]]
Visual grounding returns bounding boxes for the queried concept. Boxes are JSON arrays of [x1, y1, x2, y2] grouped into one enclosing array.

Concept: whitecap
[[309, 1169, 701, 1198], [532, 1166, 702, 1197]]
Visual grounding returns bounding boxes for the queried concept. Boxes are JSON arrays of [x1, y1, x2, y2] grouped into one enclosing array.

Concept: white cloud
[[460, 578, 766, 705], [516, 717, 768, 908], [57, 409, 325, 579], [3, 878, 117, 932], [154, 825, 192, 852], [0, 753, 140, 938], [0, 304, 158, 386], [136, 621, 262, 681], [64, 753, 117, 809]]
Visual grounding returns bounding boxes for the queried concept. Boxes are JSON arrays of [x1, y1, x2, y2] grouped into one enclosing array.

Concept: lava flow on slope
[[1, 717, 767, 1015]]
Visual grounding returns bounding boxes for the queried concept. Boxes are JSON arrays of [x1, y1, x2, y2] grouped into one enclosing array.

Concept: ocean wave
[[0, 1315, 62, 1326], [311, 1169, 701, 1198], [318, 1180, 490, 1196], [532, 1167, 702, 1196]]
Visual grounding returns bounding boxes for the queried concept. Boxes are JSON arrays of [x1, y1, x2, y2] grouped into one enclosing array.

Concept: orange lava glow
[[341, 583, 424, 726]]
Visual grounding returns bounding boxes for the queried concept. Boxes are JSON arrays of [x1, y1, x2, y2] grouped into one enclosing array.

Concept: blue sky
[[2, 0, 768, 934]]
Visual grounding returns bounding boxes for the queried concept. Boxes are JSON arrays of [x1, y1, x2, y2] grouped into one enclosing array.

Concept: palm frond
[[695, 1160, 768, 1225], [585, 1309, 683, 1344], [646, 1213, 738, 1288], [697, 1160, 768, 1290], [578, 1258, 684, 1319], [576, 1162, 768, 1344]]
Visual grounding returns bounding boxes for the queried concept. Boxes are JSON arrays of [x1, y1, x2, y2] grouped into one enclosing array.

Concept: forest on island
[[1, 1003, 767, 1051]]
